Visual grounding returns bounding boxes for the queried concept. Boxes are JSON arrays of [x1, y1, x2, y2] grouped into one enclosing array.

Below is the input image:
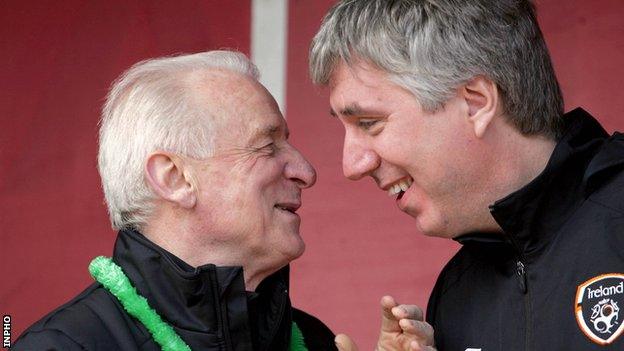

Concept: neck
[[499, 133, 557, 196], [476, 121, 557, 232], [141, 209, 279, 291]]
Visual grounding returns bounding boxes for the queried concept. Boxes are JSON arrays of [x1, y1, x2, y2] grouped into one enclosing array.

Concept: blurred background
[[1, 0, 623, 347]]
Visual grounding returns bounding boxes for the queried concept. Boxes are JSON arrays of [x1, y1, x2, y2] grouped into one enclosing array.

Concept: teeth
[[277, 205, 296, 213], [387, 178, 413, 196]]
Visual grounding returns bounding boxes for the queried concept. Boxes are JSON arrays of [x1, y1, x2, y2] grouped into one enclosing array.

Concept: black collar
[[112, 229, 292, 351], [456, 108, 623, 259]]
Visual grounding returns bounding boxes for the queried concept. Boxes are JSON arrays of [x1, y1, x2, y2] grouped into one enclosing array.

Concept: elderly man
[[15, 51, 423, 351], [311, 1, 624, 350]]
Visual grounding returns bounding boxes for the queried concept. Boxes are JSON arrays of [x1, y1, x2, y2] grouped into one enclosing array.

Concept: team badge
[[575, 273, 624, 345]]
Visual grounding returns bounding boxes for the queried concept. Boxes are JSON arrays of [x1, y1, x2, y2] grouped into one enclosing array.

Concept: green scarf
[[89, 256, 307, 351]]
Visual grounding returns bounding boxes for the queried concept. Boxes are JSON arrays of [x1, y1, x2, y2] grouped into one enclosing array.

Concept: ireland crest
[[575, 273, 624, 345]]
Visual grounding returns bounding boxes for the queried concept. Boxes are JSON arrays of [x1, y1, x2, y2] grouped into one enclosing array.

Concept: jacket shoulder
[[13, 328, 84, 350], [587, 166, 624, 216], [585, 131, 624, 215], [15, 283, 149, 350], [292, 308, 337, 351]]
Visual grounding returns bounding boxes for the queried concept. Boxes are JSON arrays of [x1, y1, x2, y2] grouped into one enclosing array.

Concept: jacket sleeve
[[13, 328, 85, 351]]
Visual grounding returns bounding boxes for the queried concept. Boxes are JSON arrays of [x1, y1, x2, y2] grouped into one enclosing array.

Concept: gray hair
[[98, 51, 259, 231], [310, 0, 564, 138]]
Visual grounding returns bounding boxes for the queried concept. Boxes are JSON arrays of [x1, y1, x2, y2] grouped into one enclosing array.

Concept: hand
[[334, 334, 358, 351], [334, 296, 436, 351], [376, 295, 436, 351]]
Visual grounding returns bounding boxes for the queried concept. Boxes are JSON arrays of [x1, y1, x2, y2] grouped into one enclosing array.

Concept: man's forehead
[[328, 62, 395, 112], [189, 70, 284, 134], [328, 59, 387, 88], [189, 69, 257, 101], [250, 121, 288, 140]]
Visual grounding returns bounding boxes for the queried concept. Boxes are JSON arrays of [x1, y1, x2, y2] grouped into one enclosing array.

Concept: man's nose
[[342, 135, 380, 180], [284, 146, 317, 189]]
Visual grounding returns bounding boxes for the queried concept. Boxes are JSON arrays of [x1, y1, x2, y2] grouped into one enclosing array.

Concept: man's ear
[[144, 152, 196, 209], [462, 76, 500, 139]]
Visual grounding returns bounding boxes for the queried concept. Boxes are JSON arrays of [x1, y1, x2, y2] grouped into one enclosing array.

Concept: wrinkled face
[[329, 61, 489, 238], [190, 71, 316, 270]]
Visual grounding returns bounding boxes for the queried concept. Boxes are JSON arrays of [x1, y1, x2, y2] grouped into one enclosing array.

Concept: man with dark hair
[[311, 1, 624, 350]]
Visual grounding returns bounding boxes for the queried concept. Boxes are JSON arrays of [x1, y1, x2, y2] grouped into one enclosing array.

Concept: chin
[[284, 236, 306, 262], [416, 214, 452, 238], [291, 240, 306, 259]]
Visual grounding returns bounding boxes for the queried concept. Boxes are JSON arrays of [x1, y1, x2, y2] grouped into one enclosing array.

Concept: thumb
[[335, 333, 358, 351]]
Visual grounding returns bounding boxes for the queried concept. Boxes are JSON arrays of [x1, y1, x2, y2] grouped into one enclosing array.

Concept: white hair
[[98, 50, 259, 230], [310, 0, 564, 138]]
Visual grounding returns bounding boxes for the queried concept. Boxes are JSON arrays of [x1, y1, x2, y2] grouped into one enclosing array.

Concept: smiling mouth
[[275, 203, 300, 214], [386, 177, 413, 199]]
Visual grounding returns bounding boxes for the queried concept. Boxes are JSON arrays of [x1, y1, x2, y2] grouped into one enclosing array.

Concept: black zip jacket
[[14, 230, 337, 350], [426, 108, 624, 350]]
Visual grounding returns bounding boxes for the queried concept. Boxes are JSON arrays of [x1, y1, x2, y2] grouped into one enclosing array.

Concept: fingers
[[392, 304, 424, 321], [380, 295, 400, 332], [379, 295, 434, 350], [381, 295, 426, 333], [335, 333, 358, 351], [409, 341, 437, 351], [399, 319, 435, 346]]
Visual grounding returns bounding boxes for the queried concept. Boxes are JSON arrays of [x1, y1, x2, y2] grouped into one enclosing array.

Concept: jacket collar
[[112, 229, 291, 351], [456, 108, 622, 258]]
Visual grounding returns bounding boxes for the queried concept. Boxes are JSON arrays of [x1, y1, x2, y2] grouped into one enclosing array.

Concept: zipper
[[261, 287, 289, 351], [209, 268, 234, 351], [516, 259, 532, 351], [516, 260, 527, 293], [507, 233, 532, 351], [509, 231, 533, 351]]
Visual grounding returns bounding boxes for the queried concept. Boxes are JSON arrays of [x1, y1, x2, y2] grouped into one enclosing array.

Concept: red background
[[2, 0, 623, 348]]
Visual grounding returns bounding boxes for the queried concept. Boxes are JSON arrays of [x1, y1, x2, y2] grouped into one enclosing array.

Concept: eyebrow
[[329, 103, 385, 118], [249, 123, 287, 144]]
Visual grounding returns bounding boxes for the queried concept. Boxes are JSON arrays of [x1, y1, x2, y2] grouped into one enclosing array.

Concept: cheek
[[243, 164, 285, 212], [376, 117, 436, 164], [213, 159, 287, 214], [254, 160, 285, 186], [198, 168, 256, 217], [375, 132, 428, 175]]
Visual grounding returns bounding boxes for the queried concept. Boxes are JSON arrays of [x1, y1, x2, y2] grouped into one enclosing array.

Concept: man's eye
[[258, 142, 278, 155], [357, 119, 379, 130]]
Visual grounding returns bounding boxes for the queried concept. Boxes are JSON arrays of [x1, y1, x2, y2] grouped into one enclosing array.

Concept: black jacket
[[15, 230, 337, 350], [426, 108, 624, 350]]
